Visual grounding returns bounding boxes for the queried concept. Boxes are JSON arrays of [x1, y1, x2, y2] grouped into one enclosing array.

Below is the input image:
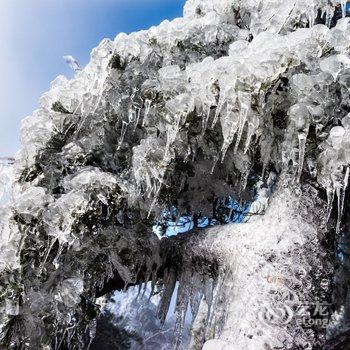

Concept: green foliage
[[272, 109, 288, 129], [118, 248, 136, 267], [176, 39, 204, 53], [0, 315, 24, 349], [109, 54, 126, 70], [90, 310, 142, 350], [18, 163, 43, 183], [157, 185, 179, 205], [52, 101, 71, 114]]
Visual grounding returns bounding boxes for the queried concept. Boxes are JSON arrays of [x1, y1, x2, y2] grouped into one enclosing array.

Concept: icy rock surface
[[1, 0, 350, 349]]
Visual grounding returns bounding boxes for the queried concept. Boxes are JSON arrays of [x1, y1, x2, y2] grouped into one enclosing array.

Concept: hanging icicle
[[118, 121, 129, 149], [211, 155, 219, 174], [211, 90, 226, 129], [133, 108, 141, 132], [325, 6, 334, 27], [307, 4, 317, 28], [202, 109, 211, 136], [297, 133, 307, 182], [336, 167, 350, 234], [326, 185, 335, 223], [143, 99, 152, 127], [234, 93, 250, 153]]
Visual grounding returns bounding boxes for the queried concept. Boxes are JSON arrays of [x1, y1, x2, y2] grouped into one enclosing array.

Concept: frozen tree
[[1, 0, 350, 349]]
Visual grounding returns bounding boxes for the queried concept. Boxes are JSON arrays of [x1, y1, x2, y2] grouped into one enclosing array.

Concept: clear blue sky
[[0, 0, 186, 156]]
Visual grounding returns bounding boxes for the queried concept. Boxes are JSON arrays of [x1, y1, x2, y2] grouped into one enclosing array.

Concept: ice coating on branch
[[156, 187, 332, 350], [63, 55, 81, 72], [1, 0, 350, 348], [0, 160, 14, 206]]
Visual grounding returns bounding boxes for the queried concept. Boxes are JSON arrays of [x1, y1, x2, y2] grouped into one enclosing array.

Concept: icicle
[[144, 173, 152, 197], [336, 186, 342, 234], [234, 110, 248, 153], [342, 167, 349, 209], [93, 92, 103, 114], [308, 14, 314, 29], [336, 167, 350, 234], [221, 108, 240, 161], [326, 185, 335, 223], [174, 270, 191, 349], [123, 281, 129, 293], [130, 87, 137, 103], [221, 141, 231, 162], [244, 115, 259, 154], [201, 109, 211, 136], [164, 113, 182, 161], [118, 121, 129, 150], [148, 181, 162, 218], [308, 5, 317, 28], [53, 241, 65, 269], [128, 108, 136, 123], [203, 269, 231, 339], [141, 276, 149, 298], [164, 131, 172, 161], [149, 270, 158, 301], [221, 126, 239, 161], [204, 278, 218, 339], [244, 129, 253, 154], [297, 132, 307, 182], [240, 171, 249, 193], [158, 268, 177, 325], [189, 273, 204, 320], [211, 90, 226, 129], [133, 108, 141, 132], [325, 6, 334, 28], [211, 155, 219, 174], [234, 93, 250, 153], [39, 237, 57, 274], [189, 297, 209, 349], [142, 99, 152, 127], [147, 178, 159, 199], [136, 282, 143, 299]]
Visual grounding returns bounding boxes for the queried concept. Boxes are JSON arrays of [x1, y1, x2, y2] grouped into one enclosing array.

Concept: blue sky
[[0, 0, 185, 156]]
